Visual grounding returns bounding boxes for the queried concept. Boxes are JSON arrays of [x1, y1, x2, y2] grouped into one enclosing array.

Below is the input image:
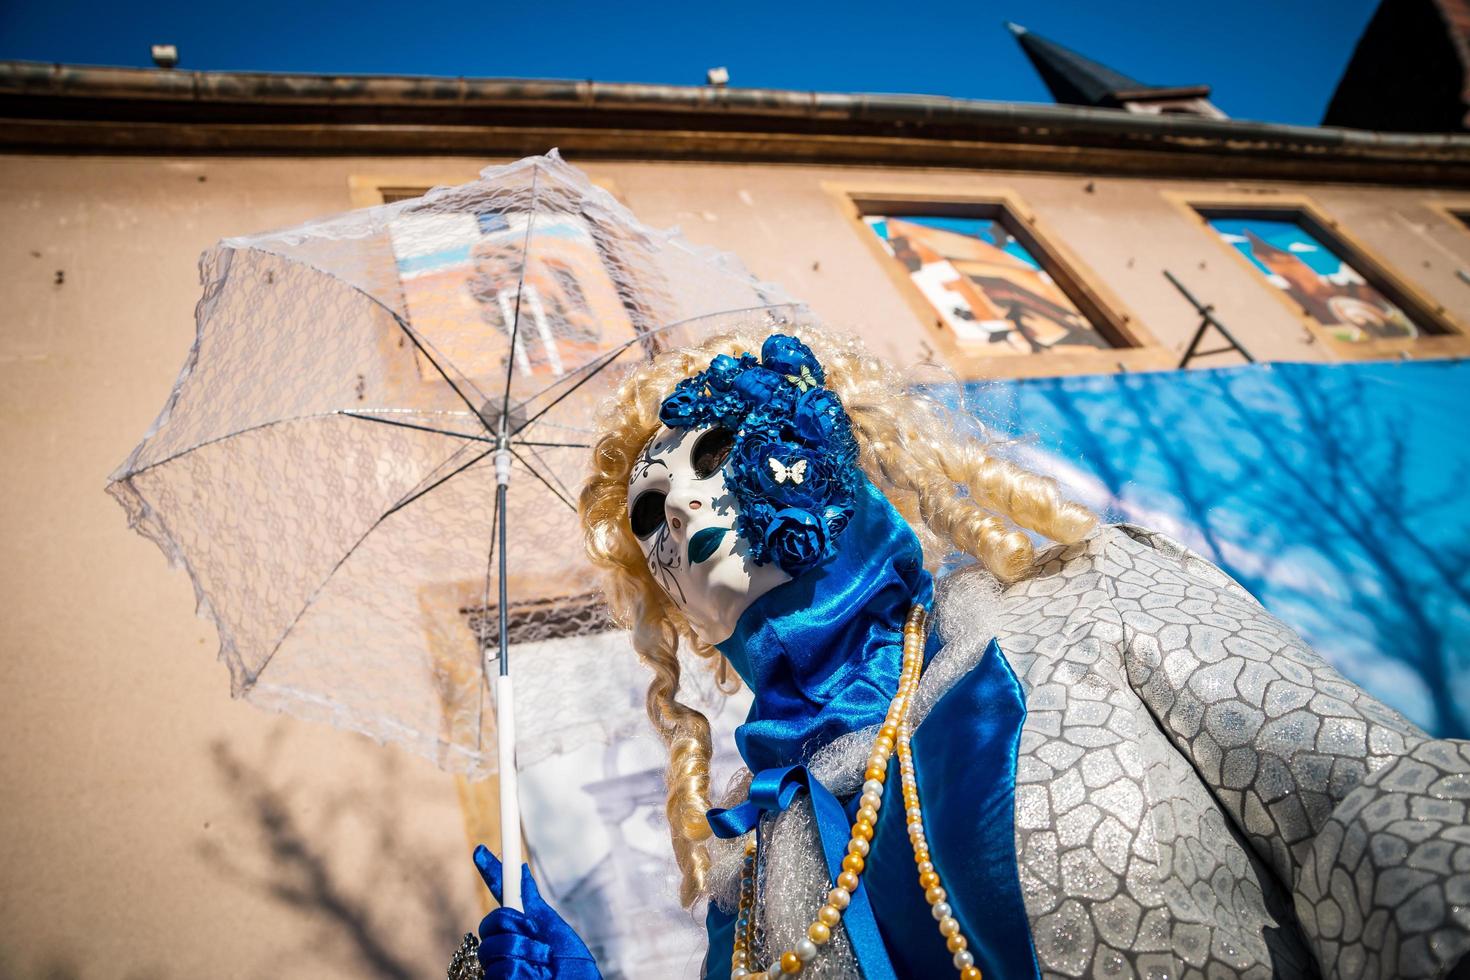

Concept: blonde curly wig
[[578, 325, 1094, 906]]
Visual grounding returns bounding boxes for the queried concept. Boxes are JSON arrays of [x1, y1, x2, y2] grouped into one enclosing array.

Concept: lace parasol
[[108, 151, 807, 785]]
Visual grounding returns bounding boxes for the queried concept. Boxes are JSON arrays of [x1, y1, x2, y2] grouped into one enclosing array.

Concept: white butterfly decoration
[[768, 457, 808, 485], [785, 365, 819, 393]]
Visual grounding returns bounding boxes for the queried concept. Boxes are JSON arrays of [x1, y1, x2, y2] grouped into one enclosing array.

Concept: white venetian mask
[[627, 424, 792, 644]]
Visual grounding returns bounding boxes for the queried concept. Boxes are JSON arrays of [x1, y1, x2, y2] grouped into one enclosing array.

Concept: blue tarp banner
[[967, 359, 1470, 739]]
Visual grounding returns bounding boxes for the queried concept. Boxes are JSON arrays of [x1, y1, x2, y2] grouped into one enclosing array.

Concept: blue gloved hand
[[473, 844, 602, 980]]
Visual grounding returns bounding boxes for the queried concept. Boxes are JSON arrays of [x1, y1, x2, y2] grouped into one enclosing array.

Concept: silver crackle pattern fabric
[[989, 524, 1469, 980], [712, 524, 1470, 980]]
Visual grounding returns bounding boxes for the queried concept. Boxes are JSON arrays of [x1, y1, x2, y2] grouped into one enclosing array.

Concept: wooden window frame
[[348, 173, 479, 208], [347, 172, 625, 208], [1424, 196, 1470, 235], [1166, 190, 1470, 362], [827, 183, 1172, 380]]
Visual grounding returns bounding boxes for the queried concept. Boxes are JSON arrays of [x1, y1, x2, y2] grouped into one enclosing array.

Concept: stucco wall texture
[[3, 153, 1470, 978]]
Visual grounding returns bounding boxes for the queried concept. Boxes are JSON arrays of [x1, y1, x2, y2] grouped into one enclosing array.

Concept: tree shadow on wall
[[1023, 364, 1470, 738], [198, 731, 467, 979]]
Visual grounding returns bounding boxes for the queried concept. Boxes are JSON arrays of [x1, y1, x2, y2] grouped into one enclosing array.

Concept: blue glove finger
[[473, 844, 503, 905], [478, 932, 554, 966], [509, 864, 600, 975], [478, 906, 537, 941], [518, 862, 545, 911]]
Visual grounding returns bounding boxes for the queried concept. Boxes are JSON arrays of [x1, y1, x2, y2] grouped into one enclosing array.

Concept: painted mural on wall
[[863, 214, 1111, 354], [965, 359, 1470, 740], [1205, 215, 1419, 342], [388, 209, 639, 382]]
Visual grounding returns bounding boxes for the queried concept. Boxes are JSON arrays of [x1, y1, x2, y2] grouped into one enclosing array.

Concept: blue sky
[[0, 0, 1379, 126]]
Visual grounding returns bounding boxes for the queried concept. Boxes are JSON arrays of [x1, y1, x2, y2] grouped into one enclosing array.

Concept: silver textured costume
[[708, 524, 1470, 979]]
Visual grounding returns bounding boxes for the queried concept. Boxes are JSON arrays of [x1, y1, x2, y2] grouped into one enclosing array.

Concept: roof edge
[[3, 60, 1470, 171]]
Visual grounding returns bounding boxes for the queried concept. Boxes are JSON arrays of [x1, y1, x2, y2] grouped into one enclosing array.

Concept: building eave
[[3, 60, 1470, 185]]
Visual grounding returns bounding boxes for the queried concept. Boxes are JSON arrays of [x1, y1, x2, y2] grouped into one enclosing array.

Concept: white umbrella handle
[[495, 674, 523, 911]]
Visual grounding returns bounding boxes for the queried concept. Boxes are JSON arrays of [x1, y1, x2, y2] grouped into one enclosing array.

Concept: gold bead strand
[[761, 605, 930, 976], [895, 609, 982, 980], [732, 604, 946, 978], [732, 838, 761, 978]]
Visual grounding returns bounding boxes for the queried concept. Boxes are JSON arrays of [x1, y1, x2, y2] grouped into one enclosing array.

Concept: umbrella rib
[[248, 444, 494, 690], [511, 343, 631, 437], [510, 439, 590, 449], [510, 302, 807, 437], [508, 446, 577, 512], [525, 421, 596, 435], [380, 446, 496, 522], [340, 410, 490, 443], [520, 301, 807, 408], [116, 412, 362, 480], [391, 313, 494, 432], [500, 163, 541, 423], [384, 438, 486, 510], [230, 244, 494, 428], [523, 441, 578, 506]]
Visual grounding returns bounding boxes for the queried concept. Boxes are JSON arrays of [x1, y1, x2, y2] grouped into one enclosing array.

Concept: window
[[863, 214, 1112, 355], [1175, 195, 1468, 359], [347, 173, 480, 209], [838, 191, 1166, 378], [379, 186, 432, 205], [347, 173, 643, 385], [386, 205, 639, 383], [1423, 198, 1470, 234], [1200, 211, 1425, 343]]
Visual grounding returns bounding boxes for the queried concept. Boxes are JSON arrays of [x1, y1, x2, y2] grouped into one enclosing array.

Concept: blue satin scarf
[[702, 477, 1040, 980]]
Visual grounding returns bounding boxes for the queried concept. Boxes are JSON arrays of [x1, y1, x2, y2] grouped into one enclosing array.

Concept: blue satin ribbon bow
[[707, 765, 899, 980], [702, 641, 1042, 980], [700, 466, 1039, 978]]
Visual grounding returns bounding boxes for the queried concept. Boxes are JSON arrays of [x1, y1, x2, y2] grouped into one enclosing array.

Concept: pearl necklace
[[731, 604, 982, 979]]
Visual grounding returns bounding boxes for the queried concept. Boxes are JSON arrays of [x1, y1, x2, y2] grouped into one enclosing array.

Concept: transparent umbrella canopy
[[109, 151, 806, 783]]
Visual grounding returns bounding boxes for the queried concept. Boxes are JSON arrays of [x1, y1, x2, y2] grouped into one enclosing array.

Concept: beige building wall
[[3, 151, 1469, 977]]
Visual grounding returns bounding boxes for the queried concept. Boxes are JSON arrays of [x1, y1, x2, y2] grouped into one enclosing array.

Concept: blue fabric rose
[[731, 366, 787, 407], [708, 389, 750, 427], [659, 378, 709, 428], [706, 352, 758, 391], [822, 503, 853, 540], [792, 387, 854, 455], [760, 334, 825, 385], [764, 507, 830, 575], [731, 432, 837, 512], [659, 377, 747, 428]]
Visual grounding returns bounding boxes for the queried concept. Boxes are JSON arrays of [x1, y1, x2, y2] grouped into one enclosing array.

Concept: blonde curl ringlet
[[578, 325, 1094, 907]]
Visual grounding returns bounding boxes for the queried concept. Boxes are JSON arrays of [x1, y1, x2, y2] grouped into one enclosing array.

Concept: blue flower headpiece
[[659, 334, 860, 576]]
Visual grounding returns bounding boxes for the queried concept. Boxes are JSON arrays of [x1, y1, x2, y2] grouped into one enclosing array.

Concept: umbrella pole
[[493, 434, 523, 912]]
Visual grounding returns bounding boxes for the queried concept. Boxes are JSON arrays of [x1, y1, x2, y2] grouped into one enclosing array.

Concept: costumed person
[[463, 328, 1470, 980]]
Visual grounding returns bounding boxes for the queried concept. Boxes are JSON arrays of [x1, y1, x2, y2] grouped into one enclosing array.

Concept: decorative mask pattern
[[658, 335, 859, 576]]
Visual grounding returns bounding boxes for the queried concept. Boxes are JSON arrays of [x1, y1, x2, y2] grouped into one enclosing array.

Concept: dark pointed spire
[[1007, 22, 1216, 112], [1323, 0, 1470, 132]]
